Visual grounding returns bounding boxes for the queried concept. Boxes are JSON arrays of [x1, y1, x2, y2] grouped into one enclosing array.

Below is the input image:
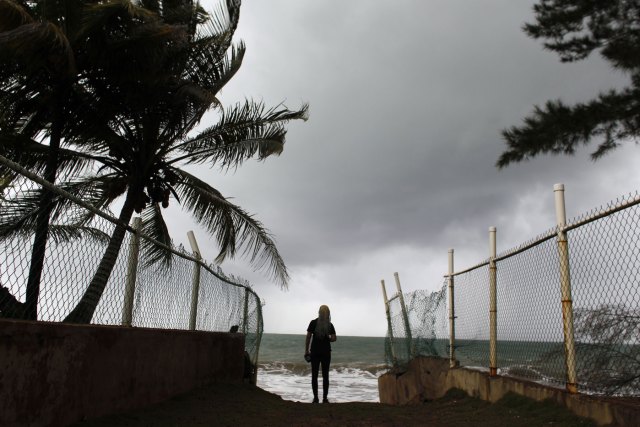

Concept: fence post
[[252, 296, 263, 385], [381, 279, 397, 366], [243, 287, 250, 335], [394, 272, 414, 359], [489, 226, 498, 376], [448, 249, 456, 368], [554, 183, 578, 394], [121, 217, 142, 326], [187, 230, 202, 331]]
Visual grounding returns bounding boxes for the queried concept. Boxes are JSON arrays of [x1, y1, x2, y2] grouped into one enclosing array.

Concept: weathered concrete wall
[[0, 319, 245, 427], [379, 356, 639, 426]]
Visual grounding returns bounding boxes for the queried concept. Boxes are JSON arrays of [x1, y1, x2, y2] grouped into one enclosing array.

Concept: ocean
[[256, 334, 640, 400], [256, 333, 388, 403]]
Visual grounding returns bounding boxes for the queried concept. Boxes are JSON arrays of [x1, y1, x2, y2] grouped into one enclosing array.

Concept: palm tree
[[0, 0, 76, 319], [55, 0, 308, 323], [0, 0, 185, 319], [1, 0, 306, 324]]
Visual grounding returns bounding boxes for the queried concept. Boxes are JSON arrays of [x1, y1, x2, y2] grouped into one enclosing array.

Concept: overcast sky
[[166, 0, 640, 337]]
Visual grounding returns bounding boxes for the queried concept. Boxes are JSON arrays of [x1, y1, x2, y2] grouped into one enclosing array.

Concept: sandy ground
[[73, 383, 600, 427]]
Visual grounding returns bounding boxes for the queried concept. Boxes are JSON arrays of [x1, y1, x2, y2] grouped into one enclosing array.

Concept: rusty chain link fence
[[383, 185, 640, 397], [0, 155, 263, 377]]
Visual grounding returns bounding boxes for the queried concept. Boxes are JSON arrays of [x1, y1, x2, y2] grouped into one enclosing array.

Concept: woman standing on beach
[[305, 305, 337, 403]]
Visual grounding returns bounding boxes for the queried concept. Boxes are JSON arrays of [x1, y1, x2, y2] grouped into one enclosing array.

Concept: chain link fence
[[383, 185, 640, 397], [0, 155, 263, 378], [383, 275, 448, 368]]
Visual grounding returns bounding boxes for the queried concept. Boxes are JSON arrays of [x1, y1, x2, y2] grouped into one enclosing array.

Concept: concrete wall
[[378, 356, 639, 426], [0, 319, 245, 427]]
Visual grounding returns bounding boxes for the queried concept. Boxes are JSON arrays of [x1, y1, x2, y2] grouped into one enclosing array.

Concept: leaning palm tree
[[0, 0, 78, 319], [59, 0, 307, 323], [0, 0, 177, 319]]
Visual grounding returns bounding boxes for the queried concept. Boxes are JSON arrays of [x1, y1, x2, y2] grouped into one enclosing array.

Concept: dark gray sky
[[167, 0, 640, 336]]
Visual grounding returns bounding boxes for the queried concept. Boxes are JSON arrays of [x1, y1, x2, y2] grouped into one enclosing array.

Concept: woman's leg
[[320, 353, 331, 401], [311, 356, 320, 402]]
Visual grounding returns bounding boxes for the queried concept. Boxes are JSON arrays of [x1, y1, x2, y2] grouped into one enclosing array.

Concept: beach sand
[[73, 382, 597, 427]]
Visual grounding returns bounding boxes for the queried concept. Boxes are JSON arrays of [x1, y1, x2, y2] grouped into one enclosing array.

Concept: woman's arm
[[329, 334, 337, 342], [305, 331, 312, 354]]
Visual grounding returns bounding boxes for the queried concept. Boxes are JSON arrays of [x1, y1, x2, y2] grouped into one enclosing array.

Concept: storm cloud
[[165, 0, 640, 336]]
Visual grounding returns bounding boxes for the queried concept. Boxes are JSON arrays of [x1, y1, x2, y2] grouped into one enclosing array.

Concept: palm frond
[[0, 0, 33, 32], [155, 43, 246, 144], [62, 102, 133, 160], [139, 204, 173, 268], [0, 76, 58, 139], [80, 1, 159, 34], [198, 0, 240, 53], [79, 1, 188, 90], [183, 40, 245, 100], [0, 173, 122, 240], [0, 193, 110, 244], [150, 40, 248, 146], [172, 167, 289, 288], [47, 223, 111, 245], [0, 172, 13, 192], [0, 185, 45, 239], [0, 21, 75, 78], [170, 101, 308, 168], [0, 132, 102, 177], [56, 174, 126, 215]]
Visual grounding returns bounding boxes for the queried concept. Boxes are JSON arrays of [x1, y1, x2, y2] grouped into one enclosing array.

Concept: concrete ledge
[[0, 319, 245, 427], [378, 356, 640, 426]]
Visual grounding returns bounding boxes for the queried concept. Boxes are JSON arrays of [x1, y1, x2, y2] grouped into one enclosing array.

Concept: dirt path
[[74, 383, 598, 427]]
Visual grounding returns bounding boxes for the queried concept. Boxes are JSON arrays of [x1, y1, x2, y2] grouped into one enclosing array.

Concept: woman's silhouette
[[305, 305, 337, 403]]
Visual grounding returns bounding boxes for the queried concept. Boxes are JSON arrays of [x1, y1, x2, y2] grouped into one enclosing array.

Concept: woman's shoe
[[322, 398, 329, 403], [312, 397, 319, 403]]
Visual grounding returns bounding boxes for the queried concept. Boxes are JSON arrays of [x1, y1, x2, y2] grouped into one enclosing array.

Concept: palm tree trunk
[[63, 190, 138, 324], [23, 108, 63, 320]]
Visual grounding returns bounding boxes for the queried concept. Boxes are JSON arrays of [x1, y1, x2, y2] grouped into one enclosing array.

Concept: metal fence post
[[381, 279, 397, 366], [243, 287, 249, 335], [187, 230, 202, 331], [394, 272, 414, 359], [448, 249, 456, 368], [121, 217, 142, 326], [554, 183, 578, 393], [252, 296, 263, 385], [489, 226, 498, 376]]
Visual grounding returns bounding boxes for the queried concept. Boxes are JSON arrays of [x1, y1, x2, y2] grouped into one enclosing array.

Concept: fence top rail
[[445, 259, 490, 278], [442, 227, 557, 279], [443, 189, 640, 279], [0, 154, 258, 298], [493, 228, 557, 263], [564, 190, 640, 232]]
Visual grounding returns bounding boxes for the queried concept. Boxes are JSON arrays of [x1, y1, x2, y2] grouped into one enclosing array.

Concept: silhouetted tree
[[62, 0, 307, 324], [0, 0, 167, 319], [1, 0, 307, 323], [497, 0, 640, 168]]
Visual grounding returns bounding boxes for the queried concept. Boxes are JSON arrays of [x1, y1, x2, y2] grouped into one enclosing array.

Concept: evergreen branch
[[497, 89, 640, 168]]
